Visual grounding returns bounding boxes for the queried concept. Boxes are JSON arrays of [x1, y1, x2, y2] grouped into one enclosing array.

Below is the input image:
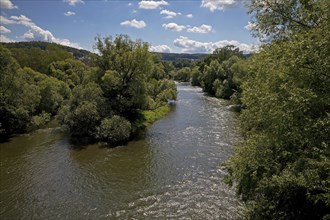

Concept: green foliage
[[190, 66, 201, 86], [195, 48, 246, 100], [8, 44, 74, 73], [225, 3, 330, 218], [172, 67, 191, 82], [1, 41, 92, 62], [58, 83, 105, 137], [140, 105, 171, 128], [28, 112, 51, 131], [247, 0, 328, 41], [48, 59, 92, 88], [97, 115, 131, 145], [146, 79, 177, 109], [0, 36, 176, 145], [56, 35, 176, 145], [95, 35, 153, 119], [0, 46, 41, 138]]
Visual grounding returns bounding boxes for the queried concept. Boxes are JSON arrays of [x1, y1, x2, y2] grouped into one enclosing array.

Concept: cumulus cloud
[[0, 35, 15, 42], [0, 0, 18, 9], [138, 0, 168, 9], [63, 0, 84, 6], [10, 15, 34, 26], [120, 19, 146, 29], [163, 23, 213, 34], [0, 15, 16, 24], [0, 26, 11, 33], [162, 23, 186, 32], [149, 44, 172, 53], [186, 14, 193, 18], [174, 36, 258, 53], [201, 0, 236, 12], [64, 11, 76, 16], [187, 24, 213, 34], [2, 15, 81, 49], [160, 10, 178, 19]]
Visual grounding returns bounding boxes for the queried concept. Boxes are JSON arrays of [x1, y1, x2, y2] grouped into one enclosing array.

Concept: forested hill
[[1, 41, 209, 62], [157, 52, 207, 61], [1, 41, 93, 61]]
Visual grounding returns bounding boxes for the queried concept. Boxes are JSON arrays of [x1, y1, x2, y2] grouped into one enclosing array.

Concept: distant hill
[[1, 41, 93, 61], [156, 52, 207, 62], [1, 41, 222, 64]]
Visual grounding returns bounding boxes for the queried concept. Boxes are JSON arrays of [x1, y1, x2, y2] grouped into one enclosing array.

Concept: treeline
[[224, 1, 329, 219], [0, 35, 177, 145], [158, 52, 207, 62], [170, 45, 247, 104]]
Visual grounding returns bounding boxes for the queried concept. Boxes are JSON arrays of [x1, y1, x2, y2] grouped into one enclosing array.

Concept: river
[[0, 84, 242, 219]]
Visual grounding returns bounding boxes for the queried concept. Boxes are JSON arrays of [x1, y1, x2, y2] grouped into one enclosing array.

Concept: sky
[[0, 0, 258, 53]]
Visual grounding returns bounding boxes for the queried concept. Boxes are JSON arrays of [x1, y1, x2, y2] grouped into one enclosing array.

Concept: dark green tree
[[95, 35, 153, 119]]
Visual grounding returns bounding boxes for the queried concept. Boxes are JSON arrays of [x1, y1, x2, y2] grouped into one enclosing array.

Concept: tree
[[224, 2, 330, 218], [48, 59, 92, 88], [173, 67, 191, 82], [95, 35, 153, 119], [0, 46, 42, 139], [58, 83, 105, 137], [96, 116, 131, 145], [247, 0, 329, 41], [191, 66, 201, 86]]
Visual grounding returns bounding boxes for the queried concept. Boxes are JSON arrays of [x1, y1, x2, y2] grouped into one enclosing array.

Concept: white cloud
[[138, 0, 168, 9], [0, 0, 18, 9], [0, 35, 15, 42], [63, 0, 84, 6], [162, 23, 186, 32], [0, 25, 11, 33], [120, 19, 146, 29], [174, 36, 258, 53], [245, 21, 257, 31], [0, 15, 16, 24], [187, 24, 213, 34], [186, 14, 193, 18], [64, 11, 76, 16], [160, 9, 178, 19], [149, 44, 172, 53], [10, 15, 33, 26], [128, 3, 132, 6], [2, 14, 81, 48], [22, 30, 34, 39], [201, 0, 236, 12]]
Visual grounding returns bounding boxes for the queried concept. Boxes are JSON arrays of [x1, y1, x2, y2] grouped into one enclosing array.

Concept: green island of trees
[[0, 35, 177, 146]]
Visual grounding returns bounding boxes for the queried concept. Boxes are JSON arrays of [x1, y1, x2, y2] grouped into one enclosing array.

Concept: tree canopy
[[224, 1, 330, 219]]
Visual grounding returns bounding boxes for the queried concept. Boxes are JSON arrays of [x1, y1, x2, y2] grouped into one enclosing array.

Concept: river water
[[0, 84, 242, 219]]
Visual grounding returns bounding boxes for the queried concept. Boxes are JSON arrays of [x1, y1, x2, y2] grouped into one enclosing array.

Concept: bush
[[28, 112, 51, 131], [97, 116, 131, 145]]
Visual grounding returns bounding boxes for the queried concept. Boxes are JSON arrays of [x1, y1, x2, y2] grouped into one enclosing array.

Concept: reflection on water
[[0, 84, 242, 219]]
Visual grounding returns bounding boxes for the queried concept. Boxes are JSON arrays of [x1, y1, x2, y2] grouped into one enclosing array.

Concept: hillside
[[1, 41, 93, 61]]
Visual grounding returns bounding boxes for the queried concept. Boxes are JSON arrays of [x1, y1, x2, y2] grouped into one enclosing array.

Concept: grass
[[141, 105, 172, 127]]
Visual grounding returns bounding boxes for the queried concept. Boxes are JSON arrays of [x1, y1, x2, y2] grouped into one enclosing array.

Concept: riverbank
[[140, 105, 173, 127]]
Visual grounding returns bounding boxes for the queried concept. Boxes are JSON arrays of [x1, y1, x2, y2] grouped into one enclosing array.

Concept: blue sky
[[0, 0, 258, 53]]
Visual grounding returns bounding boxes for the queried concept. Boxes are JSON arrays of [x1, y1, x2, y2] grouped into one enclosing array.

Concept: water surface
[[0, 84, 242, 219]]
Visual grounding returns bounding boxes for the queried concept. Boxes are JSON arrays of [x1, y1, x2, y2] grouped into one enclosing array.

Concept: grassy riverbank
[[138, 105, 172, 128]]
